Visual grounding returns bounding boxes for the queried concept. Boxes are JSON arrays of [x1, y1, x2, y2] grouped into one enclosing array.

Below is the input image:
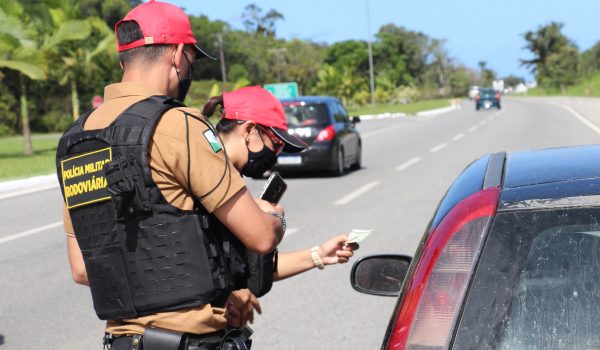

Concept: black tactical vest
[[56, 96, 241, 320]]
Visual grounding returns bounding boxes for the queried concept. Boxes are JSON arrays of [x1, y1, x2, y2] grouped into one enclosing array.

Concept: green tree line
[[0, 1, 480, 151], [522, 21, 600, 93], [4, 2, 597, 157]]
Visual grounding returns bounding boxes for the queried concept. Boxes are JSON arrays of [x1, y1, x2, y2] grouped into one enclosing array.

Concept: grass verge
[[348, 99, 453, 116], [0, 134, 61, 181], [524, 73, 600, 97]]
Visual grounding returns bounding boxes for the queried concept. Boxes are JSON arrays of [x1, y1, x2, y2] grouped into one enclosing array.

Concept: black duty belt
[[104, 327, 252, 350]]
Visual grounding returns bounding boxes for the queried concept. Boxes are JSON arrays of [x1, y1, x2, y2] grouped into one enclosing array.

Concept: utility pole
[[217, 34, 227, 82], [366, 0, 375, 106]]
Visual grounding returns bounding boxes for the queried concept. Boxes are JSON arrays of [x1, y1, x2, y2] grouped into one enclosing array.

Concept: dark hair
[[116, 21, 170, 67], [202, 95, 242, 134]]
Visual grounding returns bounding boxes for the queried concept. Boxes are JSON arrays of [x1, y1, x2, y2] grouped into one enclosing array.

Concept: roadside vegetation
[[348, 99, 452, 116], [0, 134, 60, 181], [0, 0, 481, 158], [520, 22, 600, 96], [525, 72, 600, 97], [1, 1, 599, 181]]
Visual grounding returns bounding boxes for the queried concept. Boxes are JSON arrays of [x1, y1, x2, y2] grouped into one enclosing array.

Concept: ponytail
[[202, 94, 242, 135], [202, 95, 223, 117]]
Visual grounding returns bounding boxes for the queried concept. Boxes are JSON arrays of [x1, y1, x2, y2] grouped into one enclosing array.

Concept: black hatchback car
[[274, 96, 362, 176], [351, 145, 600, 349]]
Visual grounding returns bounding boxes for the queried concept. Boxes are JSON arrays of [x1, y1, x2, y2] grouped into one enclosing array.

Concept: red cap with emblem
[[222, 86, 307, 153], [115, 0, 216, 60]]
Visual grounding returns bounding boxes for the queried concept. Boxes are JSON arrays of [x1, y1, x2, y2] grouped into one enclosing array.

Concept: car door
[[332, 101, 358, 164]]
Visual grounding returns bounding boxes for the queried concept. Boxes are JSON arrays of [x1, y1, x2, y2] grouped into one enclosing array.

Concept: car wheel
[[332, 148, 344, 176], [351, 144, 362, 170]]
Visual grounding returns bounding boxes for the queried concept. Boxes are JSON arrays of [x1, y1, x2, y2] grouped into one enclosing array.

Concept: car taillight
[[475, 95, 480, 100], [387, 187, 499, 350], [495, 93, 500, 100], [315, 125, 335, 141]]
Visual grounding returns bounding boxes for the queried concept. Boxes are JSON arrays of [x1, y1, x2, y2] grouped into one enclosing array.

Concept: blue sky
[[171, 0, 600, 81]]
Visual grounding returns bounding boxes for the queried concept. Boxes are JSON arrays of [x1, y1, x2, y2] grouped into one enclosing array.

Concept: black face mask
[[176, 53, 193, 103], [241, 143, 277, 178]]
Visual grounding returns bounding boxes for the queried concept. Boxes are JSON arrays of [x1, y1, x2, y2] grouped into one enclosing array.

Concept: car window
[[334, 103, 349, 123], [283, 102, 330, 127], [479, 89, 496, 97], [452, 208, 600, 349]]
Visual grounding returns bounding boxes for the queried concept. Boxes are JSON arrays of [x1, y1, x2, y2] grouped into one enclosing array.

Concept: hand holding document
[[346, 229, 373, 244]]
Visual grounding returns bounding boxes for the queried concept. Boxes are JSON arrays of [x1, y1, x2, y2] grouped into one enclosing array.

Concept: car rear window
[[452, 207, 600, 349], [283, 103, 330, 127]]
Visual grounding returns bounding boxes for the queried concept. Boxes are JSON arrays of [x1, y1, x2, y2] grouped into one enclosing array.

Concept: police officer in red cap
[[56, 1, 287, 349]]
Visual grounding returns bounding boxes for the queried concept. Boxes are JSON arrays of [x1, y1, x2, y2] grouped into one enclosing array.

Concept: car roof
[[280, 96, 340, 104], [500, 145, 600, 205]]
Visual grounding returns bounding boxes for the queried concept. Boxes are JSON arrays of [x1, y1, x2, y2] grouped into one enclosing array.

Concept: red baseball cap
[[115, 0, 216, 60], [222, 86, 307, 153]]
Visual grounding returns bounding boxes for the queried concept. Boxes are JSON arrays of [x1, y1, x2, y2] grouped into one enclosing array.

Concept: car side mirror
[[350, 254, 412, 297], [352, 116, 361, 124]]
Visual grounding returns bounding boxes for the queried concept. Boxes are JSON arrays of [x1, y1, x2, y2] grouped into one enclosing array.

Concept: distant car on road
[[475, 88, 501, 110], [351, 145, 600, 349], [274, 96, 362, 176], [468, 85, 480, 100]]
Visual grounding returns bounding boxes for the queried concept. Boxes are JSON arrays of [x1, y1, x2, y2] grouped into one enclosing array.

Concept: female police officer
[[201, 86, 358, 325]]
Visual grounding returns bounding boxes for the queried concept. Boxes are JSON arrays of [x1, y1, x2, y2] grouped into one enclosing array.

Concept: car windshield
[[479, 89, 495, 96], [283, 102, 329, 127], [453, 207, 600, 349]]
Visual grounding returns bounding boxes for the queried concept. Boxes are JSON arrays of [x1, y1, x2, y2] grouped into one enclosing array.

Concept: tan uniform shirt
[[62, 82, 245, 335]]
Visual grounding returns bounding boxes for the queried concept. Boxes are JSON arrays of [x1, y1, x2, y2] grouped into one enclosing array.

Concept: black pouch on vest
[[246, 250, 275, 297], [104, 156, 151, 221]]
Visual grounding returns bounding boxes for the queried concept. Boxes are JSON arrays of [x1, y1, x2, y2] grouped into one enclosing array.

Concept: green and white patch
[[203, 129, 223, 153]]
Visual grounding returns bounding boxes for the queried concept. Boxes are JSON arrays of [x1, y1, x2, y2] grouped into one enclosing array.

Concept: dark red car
[[351, 145, 600, 349]]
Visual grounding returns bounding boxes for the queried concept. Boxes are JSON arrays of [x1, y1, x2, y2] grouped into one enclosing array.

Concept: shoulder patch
[[203, 129, 223, 153]]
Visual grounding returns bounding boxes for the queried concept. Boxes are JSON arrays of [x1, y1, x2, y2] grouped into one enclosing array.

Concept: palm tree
[[42, 1, 114, 120], [0, 4, 47, 155]]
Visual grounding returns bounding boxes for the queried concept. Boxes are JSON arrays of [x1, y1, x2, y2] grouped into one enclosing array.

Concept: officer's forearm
[[67, 235, 89, 286], [272, 249, 314, 281]]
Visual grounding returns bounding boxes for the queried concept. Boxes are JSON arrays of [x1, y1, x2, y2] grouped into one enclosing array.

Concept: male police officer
[[56, 1, 285, 349]]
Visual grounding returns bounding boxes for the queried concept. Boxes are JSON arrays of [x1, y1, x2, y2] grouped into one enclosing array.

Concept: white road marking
[[362, 124, 405, 138], [334, 181, 379, 205], [468, 126, 478, 132], [452, 133, 465, 141], [561, 104, 600, 137], [395, 157, 422, 171], [479, 120, 487, 126], [430, 143, 447, 153], [0, 184, 58, 201], [0, 221, 63, 245], [286, 228, 299, 236]]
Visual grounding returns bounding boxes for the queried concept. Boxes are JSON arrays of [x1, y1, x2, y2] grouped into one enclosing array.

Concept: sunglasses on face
[[257, 126, 285, 155]]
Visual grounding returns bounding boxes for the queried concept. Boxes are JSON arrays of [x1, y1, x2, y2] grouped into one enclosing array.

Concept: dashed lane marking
[[430, 143, 447, 153], [0, 184, 58, 201], [0, 221, 63, 245], [468, 126, 478, 132], [395, 157, 422, 171], [334, 181, 379, 205], [452, 133, 465, 141]]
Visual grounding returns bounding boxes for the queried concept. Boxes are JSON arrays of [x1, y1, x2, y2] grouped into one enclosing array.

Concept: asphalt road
[[1, 97, 599, 349]]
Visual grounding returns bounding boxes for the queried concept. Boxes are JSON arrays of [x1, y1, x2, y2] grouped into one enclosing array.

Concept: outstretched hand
[[224, 289, 261, 328], [318, 234, 359, 265]]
